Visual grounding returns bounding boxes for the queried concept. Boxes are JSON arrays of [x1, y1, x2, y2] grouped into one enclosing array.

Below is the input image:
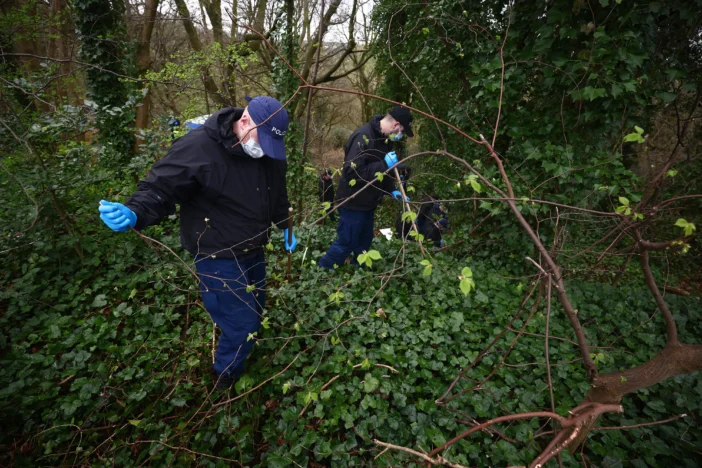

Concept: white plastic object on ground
[[379, 228, 393, 241]]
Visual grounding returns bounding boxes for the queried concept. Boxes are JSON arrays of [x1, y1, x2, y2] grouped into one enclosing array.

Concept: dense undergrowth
[[1, 210, 700, 466]]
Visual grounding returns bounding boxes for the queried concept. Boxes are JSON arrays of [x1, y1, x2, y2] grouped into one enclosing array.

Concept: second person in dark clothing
[[318, 106, 414, 269]]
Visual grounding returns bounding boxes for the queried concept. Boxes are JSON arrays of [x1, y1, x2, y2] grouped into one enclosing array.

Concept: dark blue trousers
[[195, 253, 266, 378], [319, 208, 375, 269]]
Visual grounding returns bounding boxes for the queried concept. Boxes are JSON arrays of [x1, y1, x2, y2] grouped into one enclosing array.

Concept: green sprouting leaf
[[459, 267, 475, 296], [246, 332, 257, 342], [406, 185, 415, 193], [322, 201, 331, 210], [304, 391, 318, 404], [328, 291, 344, 305], [186, 356, 200, 367], [420, 259, 433, 276], [262, 317, 270, 329], [634, 126, 644, 134], [246, 284, 255, 293], [675, 218, 689, 228], [402, 211, 417, 223], [623, 133, 645, 143], [266, 242, 274, 251], [375, 172, 384, 182], [362, 135, 369, 144], [675, 219, 696, 236], [282, 382, 291, 394], [665, 170, 678, 178], [470, 180, 482, 193], [409, 231, 425, 242], [129, 419, 142, 427], [349, 179, 357, 187], [357, 252, 371, 267], [367, 250, 382, 260], [363, 374, 380, 393], [620, 376, 628, 383], [331, 336, 340, 345], [618, 197, 629, 206], [422, 28, 429, 35], [361, 358, 371, 370], [460, 278, 475, 296], [128, 289, 138, 300]]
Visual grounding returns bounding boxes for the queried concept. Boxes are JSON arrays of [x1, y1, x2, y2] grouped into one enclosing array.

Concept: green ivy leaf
[[375, 172, 384, 182], [91, 294, 107, 308], [363, 374, 380, 393], [349, 179, 357, 187]]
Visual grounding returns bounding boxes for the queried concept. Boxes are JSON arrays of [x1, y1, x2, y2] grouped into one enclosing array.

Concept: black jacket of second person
[[125, 107, 290, 260], [335, 115, 396, 211]]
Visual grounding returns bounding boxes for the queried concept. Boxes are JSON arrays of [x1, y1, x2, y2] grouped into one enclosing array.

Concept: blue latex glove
[[283, 228, 298, 252], [99, 200, 137, 232], [391, 190, 410, 202], [384, 151, 399, 168]]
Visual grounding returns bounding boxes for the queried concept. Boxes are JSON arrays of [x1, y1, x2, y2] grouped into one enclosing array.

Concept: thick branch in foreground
[[568, 342, 702, 451]]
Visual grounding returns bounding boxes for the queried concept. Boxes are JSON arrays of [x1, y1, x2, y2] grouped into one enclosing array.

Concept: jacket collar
[[204, 107, 248, 157], [370, 115, 385, 138]]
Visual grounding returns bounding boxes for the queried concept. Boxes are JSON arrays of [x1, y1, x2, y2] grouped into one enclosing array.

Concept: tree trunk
[[49, 0, 78, 103], [173, 0, 228, 106], [134, 0, 160, 152]]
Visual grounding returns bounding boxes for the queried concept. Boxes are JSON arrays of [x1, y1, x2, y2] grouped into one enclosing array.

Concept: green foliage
[[1, 224, 700, 466], [357, 249, 382, 268], [675, 219, 696, 237], [73, 0, 136, 155]]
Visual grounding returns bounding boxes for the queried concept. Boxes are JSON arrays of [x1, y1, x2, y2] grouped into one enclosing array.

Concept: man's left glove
[[391, 190, 410, 202], [99, 200, 137, 232], [283, 228, 298, 252]]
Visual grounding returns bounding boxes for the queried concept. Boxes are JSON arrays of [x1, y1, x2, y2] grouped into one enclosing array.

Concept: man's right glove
[[384, 151, 399, 168], [99, 200, 137, 232]]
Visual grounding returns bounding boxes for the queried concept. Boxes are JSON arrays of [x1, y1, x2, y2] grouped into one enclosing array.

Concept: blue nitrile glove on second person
[[391, 190, 410, 202], [384, 151, 399, 168], [283, 228, 297, 252], [99, 200, 137, 232]]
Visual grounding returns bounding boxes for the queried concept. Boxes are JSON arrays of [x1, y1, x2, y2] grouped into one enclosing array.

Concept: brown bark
[[134, 0, 160, 151], [202, 0, 223, 45], [173, 0, 228, 106], [568, 342, 702, 451], [49, 0, 77, 102]]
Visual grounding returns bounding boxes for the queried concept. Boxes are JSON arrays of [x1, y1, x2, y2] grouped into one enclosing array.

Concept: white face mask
[[243, 137, 265, 158], [241, 121, 265, 158]]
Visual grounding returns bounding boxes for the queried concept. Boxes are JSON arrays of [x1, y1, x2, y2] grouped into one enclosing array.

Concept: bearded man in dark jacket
[[98, 96, 297, 390], [318, 106, 414, 269]]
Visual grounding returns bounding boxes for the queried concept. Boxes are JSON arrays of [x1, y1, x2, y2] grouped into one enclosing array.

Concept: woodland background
[[0, 0, 701, 466]]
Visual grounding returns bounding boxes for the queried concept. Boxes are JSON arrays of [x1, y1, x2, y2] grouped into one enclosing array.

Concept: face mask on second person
[[389, 122, 404, 141]]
